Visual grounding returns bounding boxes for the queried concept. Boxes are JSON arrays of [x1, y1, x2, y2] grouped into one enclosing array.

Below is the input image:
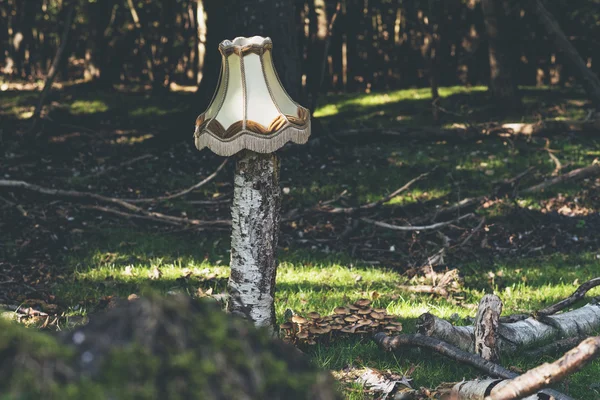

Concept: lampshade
[[194, 36, 311, 156]]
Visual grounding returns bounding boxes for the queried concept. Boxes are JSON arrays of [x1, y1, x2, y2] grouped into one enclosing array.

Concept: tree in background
[[481, 0, 520, 107]]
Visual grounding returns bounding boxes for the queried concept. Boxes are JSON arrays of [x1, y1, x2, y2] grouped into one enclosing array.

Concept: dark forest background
[[2, 0, 599, 107]]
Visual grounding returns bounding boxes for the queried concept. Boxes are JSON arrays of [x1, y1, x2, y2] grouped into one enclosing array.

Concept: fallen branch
[[125, 158, 228, 203], [317, 170, 432, 215], [503, 277, 600, 322], [361, 213, 475, 232], [0, 179, 144, 213], [84, 205, 230, 228], [0, 179, 231, 228], [373, 333, 571, 400], [488, 336, 600, 400], [419, 168, 534, 223], [417, 303, 600, 355], [538, 277, 600, 316], [521, 162, 600, 194]]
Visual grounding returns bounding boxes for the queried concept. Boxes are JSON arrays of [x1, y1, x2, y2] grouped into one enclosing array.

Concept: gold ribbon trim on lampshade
[[193, 36, 311, 157]]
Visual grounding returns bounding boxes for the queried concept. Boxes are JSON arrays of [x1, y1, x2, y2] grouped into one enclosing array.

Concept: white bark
[[452, 379, 540, 400], [474, 294, 502, 362], [418, 303, 600, 355], [227, 151, 280, 333]]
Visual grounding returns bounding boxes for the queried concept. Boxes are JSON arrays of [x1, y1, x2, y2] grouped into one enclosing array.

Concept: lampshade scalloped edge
[[194, 120, 311, 157]]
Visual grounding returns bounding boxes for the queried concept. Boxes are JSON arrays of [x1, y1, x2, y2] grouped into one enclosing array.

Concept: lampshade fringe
[[194, 123, 311, 157]]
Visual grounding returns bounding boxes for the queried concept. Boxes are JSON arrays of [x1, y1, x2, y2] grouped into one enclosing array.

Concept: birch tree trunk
[[528, 0, 600, 109], [227, 151, 281, 333]]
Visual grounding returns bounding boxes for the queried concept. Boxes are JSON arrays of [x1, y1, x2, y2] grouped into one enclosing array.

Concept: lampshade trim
[[194, 121, 311, 157], [219, 36, 273, 57]]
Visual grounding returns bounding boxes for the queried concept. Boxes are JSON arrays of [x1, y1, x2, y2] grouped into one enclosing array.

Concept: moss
[[0, 295, 340, 400]]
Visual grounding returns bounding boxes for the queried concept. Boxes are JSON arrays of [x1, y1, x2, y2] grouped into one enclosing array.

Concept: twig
[[125, 158, 228, 203], [458, 217, 486, 248], [361, 213, 475, 232], [373, 333, 571, 400], [319, 170, 432, 214], [84, 205, 230, 228], [487, 336, 600, 400], [538, 277, 600, 316], [502, 277, 600, 322], [542, 138, 563, 176], [87, 154, 153, 178]]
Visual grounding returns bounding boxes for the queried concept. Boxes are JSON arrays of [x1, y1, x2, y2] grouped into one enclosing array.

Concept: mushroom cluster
[[280, 299, 402, 345]]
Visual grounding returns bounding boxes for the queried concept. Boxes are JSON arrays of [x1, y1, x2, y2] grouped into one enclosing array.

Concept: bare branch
[[361, 213, 475, 231], [125, 158, 228, 203], [487, 336, 600, 400]]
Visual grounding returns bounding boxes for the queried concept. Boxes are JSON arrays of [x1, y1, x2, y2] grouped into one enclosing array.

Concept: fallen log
[[523, 336, 586, 358], [488, 336, 600, 400], [451, 378, 539, 400], [372, 333, 571, 400], [417, 303, 600, 355]]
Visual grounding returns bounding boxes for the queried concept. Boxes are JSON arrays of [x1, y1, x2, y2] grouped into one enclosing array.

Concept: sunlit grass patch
[[70, 99, 109, 114]]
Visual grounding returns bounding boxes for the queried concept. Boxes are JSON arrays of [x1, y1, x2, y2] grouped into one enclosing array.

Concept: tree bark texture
[[474, 294, 503, 362], [451, 378, 539, 400], [227, 151, 281, 333], [417, 303, 600, 355], [481, 0, 519, 106], [528, 0, 600, 108]]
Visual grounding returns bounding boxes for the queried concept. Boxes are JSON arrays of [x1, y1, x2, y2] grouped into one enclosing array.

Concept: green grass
[[47, 227, 600, 399]]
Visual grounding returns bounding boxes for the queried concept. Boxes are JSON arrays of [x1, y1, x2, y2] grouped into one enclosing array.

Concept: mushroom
[[357, 319, 373, 326], [307, 312, 321, 320], [344, 315, 359, 323], [373, 308, 387, 314], [297, 331, 309, 340], [330, 324, 343, 330], [279, 322, 293, 334], [358, 307, 373, 315], [334, 317, 345, 324], [334, 306, 350, 315], [193, 36, 311, 332], [291, 315, 308, 330], [370, 312, 385, 320], [347, 304, 360, 312], [354, 299, 371, 307], [340, 325, 358, 334]]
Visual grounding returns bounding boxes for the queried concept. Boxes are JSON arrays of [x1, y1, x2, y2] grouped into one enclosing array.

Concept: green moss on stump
[[0, 295, 340, 400]]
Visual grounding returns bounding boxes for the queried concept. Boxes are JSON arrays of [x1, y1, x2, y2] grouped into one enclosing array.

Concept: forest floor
[[1, 82, 600, 398]]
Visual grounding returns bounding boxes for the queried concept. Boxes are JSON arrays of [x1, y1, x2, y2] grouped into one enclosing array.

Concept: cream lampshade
[[194, 36, 311, 157]]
